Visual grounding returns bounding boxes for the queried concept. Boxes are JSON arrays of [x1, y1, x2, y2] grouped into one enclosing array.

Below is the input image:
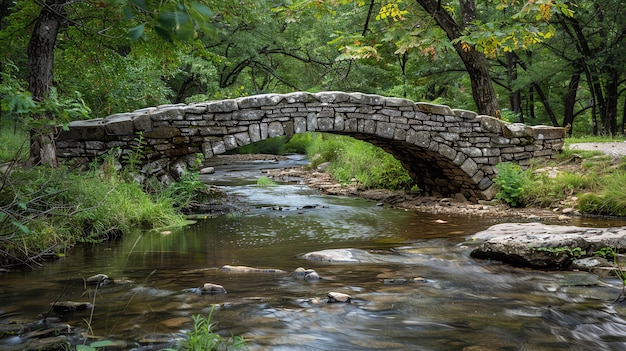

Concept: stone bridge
[[56, 91, 565, 201]]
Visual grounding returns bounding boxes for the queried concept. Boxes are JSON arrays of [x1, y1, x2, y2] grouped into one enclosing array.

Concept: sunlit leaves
[[329, 32, 382, 61], [376, 2, 409, 21], [457, 21, 557, 58], [496, 0, 574, 21]]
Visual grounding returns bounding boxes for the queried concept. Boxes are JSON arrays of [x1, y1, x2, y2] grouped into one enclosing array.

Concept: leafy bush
[[493, 162, 531, 207]]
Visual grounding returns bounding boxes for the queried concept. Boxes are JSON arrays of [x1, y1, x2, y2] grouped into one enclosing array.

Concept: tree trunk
[[415, 0, 500, 116], [622, 95, 626, 135], [532, 83, 559, 127], [562, 68, 581, 135], [605, 70, 619, 136], [26, 0, 64, 167], [506, 52, 523, 122]]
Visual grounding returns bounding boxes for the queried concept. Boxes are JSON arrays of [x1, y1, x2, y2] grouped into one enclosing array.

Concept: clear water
[[2, 156, 626, 350]]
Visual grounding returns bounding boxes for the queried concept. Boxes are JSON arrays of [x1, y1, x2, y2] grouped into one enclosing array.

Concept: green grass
[[491, 143, 626, 216], [0, 126, 29, 163], [566, 135, 626, 144], [235, 133, 313, 155], [306, 133, 414, 190], [256, 176, 278, 187], [577, 172, 626, 217], [0, 165, 189, 267]]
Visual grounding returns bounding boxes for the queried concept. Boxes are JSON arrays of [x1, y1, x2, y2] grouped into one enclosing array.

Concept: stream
[[3, 155, 626, 350]]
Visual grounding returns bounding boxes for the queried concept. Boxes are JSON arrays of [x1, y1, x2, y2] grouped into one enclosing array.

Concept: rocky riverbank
[[263, 165, 574, 222]]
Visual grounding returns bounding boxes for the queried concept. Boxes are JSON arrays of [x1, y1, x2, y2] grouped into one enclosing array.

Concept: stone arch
[[56, 91, 565, 202]]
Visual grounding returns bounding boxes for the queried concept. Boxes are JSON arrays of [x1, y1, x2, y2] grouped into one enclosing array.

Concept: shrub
[[493, 162, 531, 207]]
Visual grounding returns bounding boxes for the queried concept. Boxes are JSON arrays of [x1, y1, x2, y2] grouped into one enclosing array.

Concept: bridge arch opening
[[226, 133, 415, 191]]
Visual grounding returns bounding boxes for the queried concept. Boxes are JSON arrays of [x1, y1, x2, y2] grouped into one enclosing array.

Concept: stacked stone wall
[[56, 91, 565, 201]]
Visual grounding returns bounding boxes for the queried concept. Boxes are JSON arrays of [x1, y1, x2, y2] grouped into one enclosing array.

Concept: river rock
[[569, 257, 615, 276], [86, 273, 114, 287], [200, 166, 215, 174], [49, 301, 92, 313], [1, 336, 69, 351], [200, 283, 227, 294], [291, 267, 321, 281], [327, 292, 352, 303], [221, 265, 287, 273], [301, 248, 381, 263], [86, 273, 108, 282], [469, 223, 626, 269]]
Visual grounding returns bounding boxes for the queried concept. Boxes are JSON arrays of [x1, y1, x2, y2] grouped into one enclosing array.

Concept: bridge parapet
[[56, 91, 565, 201]]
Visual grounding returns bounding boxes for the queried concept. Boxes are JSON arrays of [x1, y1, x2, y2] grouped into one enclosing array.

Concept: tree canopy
[[1, 0, 625, 165]]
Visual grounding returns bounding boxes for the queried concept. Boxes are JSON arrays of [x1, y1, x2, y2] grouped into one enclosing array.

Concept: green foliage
[[532, 246, 585, 258], [0, 62, 90, 129], [285, 133, 313, 154], [0, 63, 36, 125], [493, 162, 531, 207], [523, 170, 597, 208], [0, 125, 28, 162], [237, 137, 288, 155], [256, 176, 277, 187], [235, 134, 314, 156], [0, 165, 187, 267], [121, 132, 146, 173], [111, 0, 216, 42], [154, 170, 211, 209], [577, 172, 626, 217], [174, 307, 247, 351], [306, 133, 413, 190], [594, 247, 617, 260]]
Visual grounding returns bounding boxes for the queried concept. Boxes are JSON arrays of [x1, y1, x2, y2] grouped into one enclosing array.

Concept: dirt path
[[569, 142, 626, 156]]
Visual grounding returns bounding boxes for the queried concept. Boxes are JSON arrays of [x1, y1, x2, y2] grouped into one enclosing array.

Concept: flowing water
[[3, 156, 626, 350]]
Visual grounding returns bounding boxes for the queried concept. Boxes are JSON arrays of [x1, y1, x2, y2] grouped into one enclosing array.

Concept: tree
[[554, 0, 626, 135], [1, 0, 217, 167], [414, 0, 500, 116], [26, 0, 64, 167]]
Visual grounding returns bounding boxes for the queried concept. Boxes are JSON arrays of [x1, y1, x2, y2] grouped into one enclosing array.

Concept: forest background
[[1, 0, 626, 267]]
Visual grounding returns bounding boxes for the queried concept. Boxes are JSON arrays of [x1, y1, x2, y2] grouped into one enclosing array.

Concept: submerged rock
[[86, 273, 114, 287], [301, 248, 381, 263], [221, 265, 287, 273], [200, 283, 227, 294], [469, 223, 626, 269], [1, 336, 69, 351], [291, 267, 321, 281], [49, 301, 92, 313], [327, 292, 352, 303]]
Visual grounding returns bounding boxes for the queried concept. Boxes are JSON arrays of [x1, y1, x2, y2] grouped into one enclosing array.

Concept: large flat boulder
[[468, 223, 626, 269], [300, 248, 383, 263]]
